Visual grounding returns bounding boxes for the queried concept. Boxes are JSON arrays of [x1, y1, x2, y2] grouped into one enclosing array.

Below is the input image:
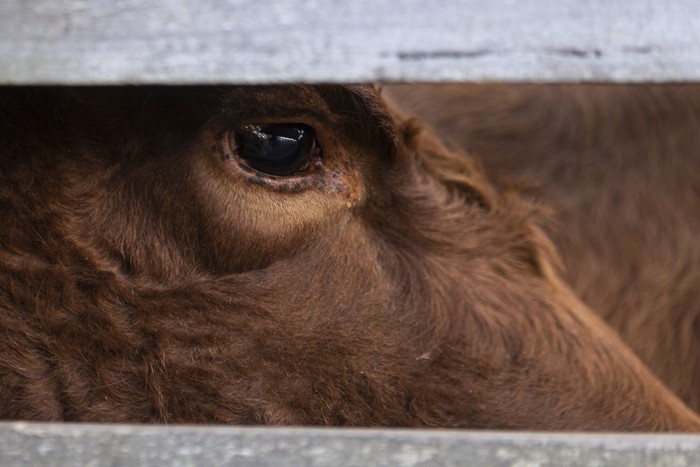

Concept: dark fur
[[385, 83, 700, 414], [0, 85, 698, 430]]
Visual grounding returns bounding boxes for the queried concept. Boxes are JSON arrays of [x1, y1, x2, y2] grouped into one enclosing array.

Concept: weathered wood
[[1, 0, 699, 84], [1, 2, 699, 464], [1, 423, 699, 467]]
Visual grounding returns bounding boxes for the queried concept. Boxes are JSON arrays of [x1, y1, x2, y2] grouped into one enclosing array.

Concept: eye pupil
[[233, 124, 317, 176]]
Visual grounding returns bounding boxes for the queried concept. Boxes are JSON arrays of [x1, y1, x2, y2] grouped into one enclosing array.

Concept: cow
[[0, 85, 698, 430], [385, 83, 700, 414]]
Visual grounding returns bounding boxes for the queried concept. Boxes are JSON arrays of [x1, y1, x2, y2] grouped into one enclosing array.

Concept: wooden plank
[[1, 423, 699, 466], [1, 0, 699, 84]]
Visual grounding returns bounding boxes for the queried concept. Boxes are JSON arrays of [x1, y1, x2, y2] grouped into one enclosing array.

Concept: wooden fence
[[2, 0, 700, 84], [2, 423, 700, 466], [1, 0, 699, 465]]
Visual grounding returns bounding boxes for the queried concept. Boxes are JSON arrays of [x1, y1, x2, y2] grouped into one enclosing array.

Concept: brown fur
[[385, 83, 700, 413], [0, 85, 698, 430]]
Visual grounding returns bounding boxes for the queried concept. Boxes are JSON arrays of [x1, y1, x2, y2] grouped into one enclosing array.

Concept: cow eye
[[231, 124, 319, 176]]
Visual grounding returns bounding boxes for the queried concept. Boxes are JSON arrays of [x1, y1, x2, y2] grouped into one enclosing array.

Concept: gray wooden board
[[2, 1, 700, 463], [1, 422, 699, 467], [1, 0, 700, 84]]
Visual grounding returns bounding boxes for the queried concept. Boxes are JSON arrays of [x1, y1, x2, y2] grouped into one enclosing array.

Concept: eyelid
[[221, 109, 336, 130]]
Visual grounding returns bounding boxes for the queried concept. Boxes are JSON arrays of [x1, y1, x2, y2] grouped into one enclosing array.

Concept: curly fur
[[385, 83, 700, 413], [0, 85, 698, 430]]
